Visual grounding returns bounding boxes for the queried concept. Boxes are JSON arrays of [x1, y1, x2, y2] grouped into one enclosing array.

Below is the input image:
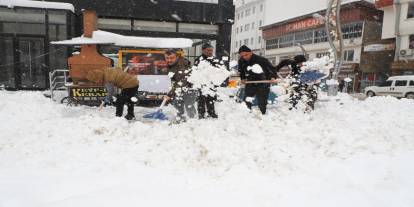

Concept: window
[[259, 20, 263, 26], [343, 50, 355, 62], [241, 11, 244, 18], [239, 40, 242, 46], [380, 81, 393, 87], [240, 26, 243, 32], [408, 2, 414, 18], [235, 41, 238, 47], [258, 36, 261, 44], [410, 80, 414, 86], [266, 38, 279, 50], [294, 30, 314, 45], [250, 37, 254, 45], [260, 4, 263, 12], [395, 80, 408, 87], [410, 35, 414, 49], [236, 27, 239, 34], [237, 13, 240, 20], [253, 6, 256, 14], [244, 39, 249, 45], [245, 8, 251, 17], [279, 34, 294, 48], [252, 22, 255, 29], [245, 24, 249, 31], [342, 22, 363, 39], [314, 29, 328, 43]]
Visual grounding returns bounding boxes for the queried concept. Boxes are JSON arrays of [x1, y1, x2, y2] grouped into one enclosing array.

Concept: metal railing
[[49, 69, 69, 101]]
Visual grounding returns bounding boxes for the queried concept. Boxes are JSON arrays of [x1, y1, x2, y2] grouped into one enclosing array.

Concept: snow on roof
[[51, 30, 194, 48], [0, 0, 75, 12]]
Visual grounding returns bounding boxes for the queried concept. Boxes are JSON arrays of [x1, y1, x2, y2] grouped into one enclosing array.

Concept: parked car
[[364, 76, 414, 99]]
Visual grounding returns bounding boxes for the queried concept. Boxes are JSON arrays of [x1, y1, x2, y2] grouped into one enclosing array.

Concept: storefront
[[262, 1, 389, 92], [0, 2, 75, 90]]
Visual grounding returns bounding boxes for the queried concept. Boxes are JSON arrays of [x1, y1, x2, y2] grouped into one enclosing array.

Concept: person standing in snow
[[276, 55, 318, 111], [238, 45, 279, 115], [86, 68, 139, 120], [193, 43, 221, 119], [164, 49, 197, 123]]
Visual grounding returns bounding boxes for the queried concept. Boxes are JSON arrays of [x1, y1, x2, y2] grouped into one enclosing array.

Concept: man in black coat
[[194, 43, 220, 119], [238, 45, 278, 114]]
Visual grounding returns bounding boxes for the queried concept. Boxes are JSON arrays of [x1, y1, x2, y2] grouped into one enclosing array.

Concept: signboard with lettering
[[364, 43, 395, 52]]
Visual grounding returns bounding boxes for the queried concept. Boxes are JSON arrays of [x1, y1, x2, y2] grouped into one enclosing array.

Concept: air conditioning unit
[[400, 49, 413, 57]]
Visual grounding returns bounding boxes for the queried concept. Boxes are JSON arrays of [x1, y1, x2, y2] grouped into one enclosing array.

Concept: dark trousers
[[289, 83, 318, 110], [115, 86, 138, 117], [244, 85, 270, 114], [197, 91, 217, 118]]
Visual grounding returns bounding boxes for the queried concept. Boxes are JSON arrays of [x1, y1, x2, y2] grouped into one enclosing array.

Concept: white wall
[[231, 0, 266, 59]]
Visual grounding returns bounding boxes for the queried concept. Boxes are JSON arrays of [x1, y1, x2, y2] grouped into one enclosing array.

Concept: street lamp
[[325, 0, 344, 96]]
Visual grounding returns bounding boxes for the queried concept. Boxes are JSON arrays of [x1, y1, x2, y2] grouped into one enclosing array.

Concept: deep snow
[[0, 90, 414, 207]]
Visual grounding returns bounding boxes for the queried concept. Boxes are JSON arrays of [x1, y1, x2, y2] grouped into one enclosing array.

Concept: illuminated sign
[[70, 87, 107, 97]]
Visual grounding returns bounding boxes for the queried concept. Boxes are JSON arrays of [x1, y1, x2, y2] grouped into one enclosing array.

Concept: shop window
[[279, 34, 294, 48], [408, 2, 414, 19], [266, 38, 279, 50], [343, 50, 355, 62], [395, 80, 407, 87], [314, 29, 328, 43], [294, 30, 313, 45]]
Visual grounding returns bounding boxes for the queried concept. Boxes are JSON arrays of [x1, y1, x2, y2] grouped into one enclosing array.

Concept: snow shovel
[[143, 98, 168, 121]]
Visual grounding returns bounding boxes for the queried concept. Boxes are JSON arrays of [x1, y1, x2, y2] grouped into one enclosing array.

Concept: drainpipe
[[394, 0, 401, 61]]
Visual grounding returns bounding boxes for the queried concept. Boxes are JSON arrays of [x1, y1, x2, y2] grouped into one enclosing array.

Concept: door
[[0, 36, 15, 88], [17, 37, 46, 89], [393, 80, 408, 98]]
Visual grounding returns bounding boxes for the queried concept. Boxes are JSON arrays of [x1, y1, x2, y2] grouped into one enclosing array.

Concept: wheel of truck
[[406, 93, 414, 99], [366, 91, 375, 97]]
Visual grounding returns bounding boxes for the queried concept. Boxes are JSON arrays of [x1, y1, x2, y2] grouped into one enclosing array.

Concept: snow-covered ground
[[0, 90, 414, 207]]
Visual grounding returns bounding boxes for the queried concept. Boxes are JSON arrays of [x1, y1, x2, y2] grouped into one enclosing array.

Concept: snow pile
[[188, 59, 230, 96], [0, 0, 74, 12], [51, 30, 193, 48], [247, 64, 264, 74], [0, 91, 414, 207]]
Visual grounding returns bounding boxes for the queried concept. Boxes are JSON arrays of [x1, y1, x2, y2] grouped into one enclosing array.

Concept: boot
[[124, 113, 135, 120]]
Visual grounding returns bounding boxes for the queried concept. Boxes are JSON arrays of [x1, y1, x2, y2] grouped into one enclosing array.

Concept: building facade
[[52, 0, 234, 63], [0, 1, 75, 90], [376, 0, 414, 76], [262, 1, 392, 92], [230, 0, 266, 60]]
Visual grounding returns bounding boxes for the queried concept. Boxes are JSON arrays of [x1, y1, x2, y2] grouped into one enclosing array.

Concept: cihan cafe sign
[[263, 17, 324, 38]]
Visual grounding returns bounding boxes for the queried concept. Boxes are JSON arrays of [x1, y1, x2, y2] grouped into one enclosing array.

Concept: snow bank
[[51, 30, 193, 48], [0, 91, 414, 207], [0, 0, 74, 12]]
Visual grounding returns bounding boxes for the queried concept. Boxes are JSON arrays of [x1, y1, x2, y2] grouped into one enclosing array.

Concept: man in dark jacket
[[164, 49, 197, 122], [193, 43, 220, 119], [276, 55, 318, 111], [238, 45, 278, 114]]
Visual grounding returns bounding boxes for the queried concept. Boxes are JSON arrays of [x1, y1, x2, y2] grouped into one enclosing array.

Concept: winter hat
[[202, 43, 213, 50], [238, 45, 252, 53], [294, 55, 307, 64]]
